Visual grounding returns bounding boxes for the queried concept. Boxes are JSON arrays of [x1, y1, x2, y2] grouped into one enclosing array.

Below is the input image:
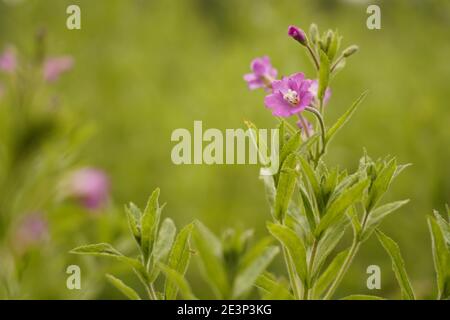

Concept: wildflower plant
[[69, 23, 448, 301], [244, 24, 413, 300]]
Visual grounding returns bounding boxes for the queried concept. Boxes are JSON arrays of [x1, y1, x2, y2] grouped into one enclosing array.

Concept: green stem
[[330, 55, 345, 73], [306, 44, 320, 70], [305, 107, 327, 165], [323, 209, 371, 300]]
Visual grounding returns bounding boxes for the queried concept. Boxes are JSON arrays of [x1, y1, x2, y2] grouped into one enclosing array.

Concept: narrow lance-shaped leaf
[[159, 264, 196, 300], [376, 230, 415, 300], [274, 153, 298, 222], [70, 243, 148, 282], [279, 132, 302, 166], [106, 274, 141, 300], [428, 215, 450, 299], [141, 188, 161, 262], [232, 246, 279, 298], [267, 222, 308, 283], [315, 179, 369, 236], [361, 200, 409, 242], [315, 249, 350, 298], [367, 159, 397, 211], [326, 91, 368, 144], [125, 203, 141, 245], [192, 221, 230, 299], [255, 272, 294, 300], [318, 49, 330, 101], [164, 223, 194, 300], [153, 218, 177, 263]]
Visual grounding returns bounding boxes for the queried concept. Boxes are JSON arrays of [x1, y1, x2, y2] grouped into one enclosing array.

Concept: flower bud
[[288, 25, 307, 46], [309, 23, 319, 44], [343, 45, 359, 58]]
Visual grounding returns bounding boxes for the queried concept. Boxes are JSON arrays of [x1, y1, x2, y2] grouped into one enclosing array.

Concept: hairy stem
[[306, 44, 320, 70]]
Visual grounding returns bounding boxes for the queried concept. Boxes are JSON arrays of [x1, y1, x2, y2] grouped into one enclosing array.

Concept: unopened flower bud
[[288, 25, 307, 46], [309, 23, 319, 44], [343, 45, 359, 58]]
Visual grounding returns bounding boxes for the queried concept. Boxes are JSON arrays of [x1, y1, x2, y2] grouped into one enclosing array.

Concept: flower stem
[[305, 107, 327, 165], [306, 44, 320, 70], [330, 55, 345, 73]]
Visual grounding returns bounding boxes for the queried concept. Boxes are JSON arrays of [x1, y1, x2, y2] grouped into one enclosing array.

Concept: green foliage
[[193, 222, 278, 299], [376, 230, 415, 300], [428, 211, 450, 300], [71, 189, 194, 300]]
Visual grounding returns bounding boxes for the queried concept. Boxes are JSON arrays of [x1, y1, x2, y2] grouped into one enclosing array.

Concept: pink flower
[[264, 73, 313, 117], [309, 80, 332, 105], [0, 47, 17, 73], [243, 56, 277, 91], [288, 25, 307, 45], [14, 213, 48, 253], [43, 56, 74, 82], [68, 168, 110, 210]]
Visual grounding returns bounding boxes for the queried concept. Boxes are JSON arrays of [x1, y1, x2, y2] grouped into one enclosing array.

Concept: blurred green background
[[0, 0, 449, 299]]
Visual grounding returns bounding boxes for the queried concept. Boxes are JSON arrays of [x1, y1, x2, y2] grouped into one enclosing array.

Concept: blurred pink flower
[[0, 47, 17, 73], [69, 168, 110, 210], [309, 80, 332, 105], [264, 73, 313, 117], [43, 56, 74, 82], [14, 213, 48, 253], [243, 56, 277, 91]]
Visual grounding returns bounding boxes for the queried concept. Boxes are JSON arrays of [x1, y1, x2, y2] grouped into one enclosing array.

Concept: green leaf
[[159, 264, 196, 300], [70, 243, 121, 257], [153, 218, 177, 263], [340, 295, 385, 300], [255, 272, 293, 300], [313, 218, 349, 278], [279, 132, 302, 166], [141, 188, 161, 262], [299, 156, 321, 207], [70, 243, 148, 282], [316, 179, 369, 236], [434, 210, 450, 246], [315, 249, 349, 298], [192, 221, 230, 299], [105, 274, 141, 300], [125, 203, 141, 244], [274, 154, 298, 222], [318, 50, 330, 101], [232, 246, 279, 298], [164, 223, 194, 300], [361, 200, 409, 242], [367, 159, 397, 211], [267, 222, 307, 283], [428, 215, 450, 299], [299, 185, 317, 231], [325, 91, 368, 144], [376, 230, 415, 300], [327, 31, 340, 61], [239, 237, 273, 270]]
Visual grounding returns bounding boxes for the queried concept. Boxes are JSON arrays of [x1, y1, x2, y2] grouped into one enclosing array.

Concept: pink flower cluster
[[243, 26, 331, 127], [0, 45, 74, 82]]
